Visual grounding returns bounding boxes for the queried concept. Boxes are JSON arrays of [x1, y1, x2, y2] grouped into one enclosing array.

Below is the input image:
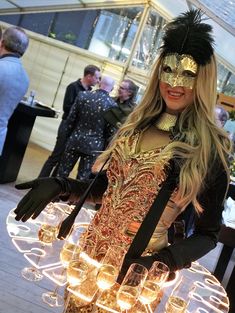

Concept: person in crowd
[[14, 10, 231, 313], [215, 105, 235, 166], [38, 64, 101, 177], [215, 105, 229, 128], [0, 26, 29, 155], [55, 75, 117, 180], [103, 79, 138, 130]]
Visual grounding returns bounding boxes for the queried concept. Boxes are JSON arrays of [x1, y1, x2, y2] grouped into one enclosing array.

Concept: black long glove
[[14, 177, 66, 222]]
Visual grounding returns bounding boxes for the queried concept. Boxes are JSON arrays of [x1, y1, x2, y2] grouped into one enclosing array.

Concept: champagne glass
[[95, 245, 126, 313], [96, 245, 127, 291], [42, 224, 88, 307], [165, 275, 195, 313], [67, 241, 101, 304], [60, 224, 88, 267], [21, 203, 64, 281], [116, 263, 148, 311], [139, 261, 169, 305]]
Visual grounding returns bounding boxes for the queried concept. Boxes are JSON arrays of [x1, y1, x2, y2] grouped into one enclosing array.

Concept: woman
[[14, 9, 230, 312]]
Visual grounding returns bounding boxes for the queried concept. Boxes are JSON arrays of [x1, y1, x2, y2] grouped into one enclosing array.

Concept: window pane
[[217, 62, 235, 97], [49, 10, 99, 48], [0, 14, 21, 25], [88, 8, 144, 62], [21, 13, 55, 36], [132, 9, 166, 70]]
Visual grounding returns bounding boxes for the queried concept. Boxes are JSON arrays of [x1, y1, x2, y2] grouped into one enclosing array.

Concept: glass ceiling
[[0, 0, 234, 70]]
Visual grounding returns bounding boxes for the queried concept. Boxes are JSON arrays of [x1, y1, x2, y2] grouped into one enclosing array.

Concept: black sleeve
[[64, 96, 81, 136], [59, 172, 108, 204], [154, 160, 228, 271], [63, 83, 77, 116]]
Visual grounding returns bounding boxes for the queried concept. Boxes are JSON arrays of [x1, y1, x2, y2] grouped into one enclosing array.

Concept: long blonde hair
[[95, 54, 231, 213]]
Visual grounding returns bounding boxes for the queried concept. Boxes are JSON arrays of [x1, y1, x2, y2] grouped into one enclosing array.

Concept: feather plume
[[161, 9, 214, 65]]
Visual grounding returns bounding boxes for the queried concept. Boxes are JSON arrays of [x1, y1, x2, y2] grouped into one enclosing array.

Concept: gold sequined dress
[[66, 130, 182, 313]]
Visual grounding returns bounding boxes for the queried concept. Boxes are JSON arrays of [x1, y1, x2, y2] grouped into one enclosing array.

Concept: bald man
[[56, 76, 117, 180]]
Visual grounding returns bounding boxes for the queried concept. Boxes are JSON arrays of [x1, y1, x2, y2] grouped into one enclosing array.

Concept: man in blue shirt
[[0, 26, 29, 155]]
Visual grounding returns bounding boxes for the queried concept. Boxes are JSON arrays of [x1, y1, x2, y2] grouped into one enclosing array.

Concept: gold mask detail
[[160, 53, 198, 89]]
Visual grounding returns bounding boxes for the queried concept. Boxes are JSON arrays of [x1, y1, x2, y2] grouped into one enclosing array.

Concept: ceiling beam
[[187, 0, 235, 36], [0, 0, 148, 15]]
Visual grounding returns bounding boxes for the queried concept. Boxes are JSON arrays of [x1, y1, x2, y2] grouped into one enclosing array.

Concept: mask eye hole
[[182, 70, 197, 78], [162, 65, 172, 73]]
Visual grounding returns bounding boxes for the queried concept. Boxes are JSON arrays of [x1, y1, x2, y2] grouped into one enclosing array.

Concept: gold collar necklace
[[154, 112, 177, 132]]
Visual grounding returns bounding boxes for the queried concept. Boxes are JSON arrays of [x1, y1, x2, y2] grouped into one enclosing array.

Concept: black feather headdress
[[161, 9, 214, 65]]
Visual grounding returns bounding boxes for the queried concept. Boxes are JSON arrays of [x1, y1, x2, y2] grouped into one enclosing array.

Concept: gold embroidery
[[84, 131, 171, 258], [65, 131, 182, 312], [154, 112, 177, 132]]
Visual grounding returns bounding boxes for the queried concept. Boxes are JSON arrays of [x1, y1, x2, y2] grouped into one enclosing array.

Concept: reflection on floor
[[0, 142, 233, 313]]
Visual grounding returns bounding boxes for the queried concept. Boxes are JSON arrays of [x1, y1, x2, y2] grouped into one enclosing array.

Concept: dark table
[[0, 101, 57, 183]]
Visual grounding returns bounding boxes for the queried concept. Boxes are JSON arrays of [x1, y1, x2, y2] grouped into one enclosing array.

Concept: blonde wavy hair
[[95, 54, 231, 214]]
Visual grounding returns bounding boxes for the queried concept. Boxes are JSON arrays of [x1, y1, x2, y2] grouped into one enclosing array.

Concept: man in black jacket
[[103, 79, 138, 130], [39, 64, 100, 177]]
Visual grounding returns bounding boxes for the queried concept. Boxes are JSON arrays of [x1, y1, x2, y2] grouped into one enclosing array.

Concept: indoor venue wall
[[0, 22, 128, 151]]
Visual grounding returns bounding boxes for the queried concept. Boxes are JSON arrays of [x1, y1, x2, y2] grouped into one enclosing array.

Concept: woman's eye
[[163, 66, 172, 73], [182, 70, 196, 78]]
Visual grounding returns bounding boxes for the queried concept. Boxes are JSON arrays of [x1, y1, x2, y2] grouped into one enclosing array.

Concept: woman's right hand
[[14, 178, 63, 222]]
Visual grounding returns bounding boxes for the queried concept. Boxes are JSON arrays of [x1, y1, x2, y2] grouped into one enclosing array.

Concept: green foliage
[[230, 158, 235, 177], [229, 110, 235, 121], [49, 32, 56, 39], [63, 31, 76, 44]]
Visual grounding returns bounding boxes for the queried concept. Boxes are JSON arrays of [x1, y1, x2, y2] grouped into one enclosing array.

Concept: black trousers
[[38, 120, 67, 177], [57, 146, 97, 180]]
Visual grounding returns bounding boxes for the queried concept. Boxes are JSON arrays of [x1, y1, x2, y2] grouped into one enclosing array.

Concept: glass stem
[[53, 285, 60, 295], [62, 292, 71, 313]]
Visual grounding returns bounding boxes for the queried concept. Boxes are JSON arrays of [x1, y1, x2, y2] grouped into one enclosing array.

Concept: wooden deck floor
[[0, 143, 63, 313], [0, 142, 232, 313]]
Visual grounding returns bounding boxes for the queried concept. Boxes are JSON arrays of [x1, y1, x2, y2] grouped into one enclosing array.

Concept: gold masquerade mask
[[160, 53, 198, 89]]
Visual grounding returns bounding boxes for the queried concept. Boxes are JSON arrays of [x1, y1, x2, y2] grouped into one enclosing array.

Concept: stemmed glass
[[139, 261, 169, 305], [165, 275, 195, 313], [66, 241, 100, 302], [95, 245, 127, 312], [42, 224, 88, 307], [116, 263, 148, 311], [96, 245, 127, 291], [21, 202, 64, 281]]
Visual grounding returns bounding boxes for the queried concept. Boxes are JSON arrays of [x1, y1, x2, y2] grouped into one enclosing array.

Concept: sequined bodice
[[86, 131, 181, 257]]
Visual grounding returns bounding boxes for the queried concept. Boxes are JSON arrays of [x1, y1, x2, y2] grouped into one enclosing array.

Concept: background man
[[215, 105, 229, 128], [39, 64, 101, 177], [0, 26, 29, 155], [103, 79, 138, 130], [56, 76, 117, 180]]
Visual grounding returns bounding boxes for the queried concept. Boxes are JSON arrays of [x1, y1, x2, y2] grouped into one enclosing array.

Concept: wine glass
[[67, 241, 101, 304], [96, 245, 127, 291], [139, 261, 169, 305], [60, 224, 88, 267], [116, 263, 148, 311], [94, 245, 127, 312], [42, 224, 88, 307], [165, 275, 195, 313], [21, 202, 64, 281]]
